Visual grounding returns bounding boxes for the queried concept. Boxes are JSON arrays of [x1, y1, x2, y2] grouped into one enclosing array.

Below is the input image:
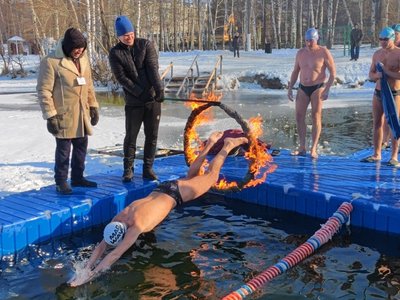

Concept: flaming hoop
[[183, 102, 276, 192]]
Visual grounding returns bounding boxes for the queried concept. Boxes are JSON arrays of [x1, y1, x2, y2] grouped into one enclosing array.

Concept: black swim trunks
[[153, 180, 183, 206], [299, 83, 324, 97], [374, 89, 400, 101]]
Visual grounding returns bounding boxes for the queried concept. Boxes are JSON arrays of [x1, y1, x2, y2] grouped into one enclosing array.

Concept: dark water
[[96, 89, 373, 156], [1, 195, 400, 299]]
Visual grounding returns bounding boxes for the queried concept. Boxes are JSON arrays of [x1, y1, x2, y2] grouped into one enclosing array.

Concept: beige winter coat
[[37, 39, 99, 138]]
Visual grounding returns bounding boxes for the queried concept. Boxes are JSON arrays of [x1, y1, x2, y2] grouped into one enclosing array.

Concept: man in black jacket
[[109, 15, 164, 182], [350, 23, 363, 61]]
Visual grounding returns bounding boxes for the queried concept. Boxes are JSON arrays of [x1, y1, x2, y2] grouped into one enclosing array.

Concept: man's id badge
[[77, 77, 87, 85]]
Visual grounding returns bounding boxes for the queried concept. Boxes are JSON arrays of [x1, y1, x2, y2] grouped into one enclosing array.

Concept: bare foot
[[291, 149, 306, 156], [310, 151, 318, 159], [223, 137, 248, 151], [207, 131, 224, 145]]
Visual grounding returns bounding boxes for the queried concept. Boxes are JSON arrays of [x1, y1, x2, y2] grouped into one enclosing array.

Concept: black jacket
[[109, 38, 163, 106], [350, 28, 363, 47]]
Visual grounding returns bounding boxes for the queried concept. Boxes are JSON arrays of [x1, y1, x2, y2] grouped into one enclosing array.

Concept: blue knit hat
[[115, 16, 135, 36]]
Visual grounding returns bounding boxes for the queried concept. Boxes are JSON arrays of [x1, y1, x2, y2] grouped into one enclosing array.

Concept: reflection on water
[[96, 90, 373, 156], [1, 195, 400, 299]]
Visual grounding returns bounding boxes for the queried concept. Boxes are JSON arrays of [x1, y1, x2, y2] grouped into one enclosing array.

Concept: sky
[[0, 45, 377, 197]]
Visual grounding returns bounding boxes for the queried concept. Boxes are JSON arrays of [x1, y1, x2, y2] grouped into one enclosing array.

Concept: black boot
[[56, 181, 73, 195], [122, 158, 134, 183], [71, 177, 97, 188], [143, 167, 158, 180], [143, 139, 158, 180]]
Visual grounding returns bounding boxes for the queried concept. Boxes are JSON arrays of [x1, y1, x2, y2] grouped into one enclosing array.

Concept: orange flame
[[186, 91, 222, 169], [243, 116, 277, 188], [185, 93, 276, 190]]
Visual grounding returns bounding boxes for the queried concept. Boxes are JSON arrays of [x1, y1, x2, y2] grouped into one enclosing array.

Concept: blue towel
[[376, 63, 400, 139]]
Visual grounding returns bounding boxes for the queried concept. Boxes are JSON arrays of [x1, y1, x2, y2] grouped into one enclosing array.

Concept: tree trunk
[[342, 0, 353, 27], [326, 0, 333, 49], [290, 0, 297, 48], [67, 0, 80, 28], [296, 0, 303, 48], [371, 0, 377, 47], [28, 0, 45, 57]]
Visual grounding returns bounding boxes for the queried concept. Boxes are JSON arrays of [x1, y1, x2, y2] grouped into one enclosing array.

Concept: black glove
[[90, 107, 99, 126], [47, 116, 59, 135], [154, 90, 165, 103]]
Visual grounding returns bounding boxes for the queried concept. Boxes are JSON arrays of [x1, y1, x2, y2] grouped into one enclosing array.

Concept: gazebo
[[7, 36, 27, 55]]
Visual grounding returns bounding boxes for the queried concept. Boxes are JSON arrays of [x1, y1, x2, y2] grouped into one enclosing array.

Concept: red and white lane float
[[222, 202, 353, 300]]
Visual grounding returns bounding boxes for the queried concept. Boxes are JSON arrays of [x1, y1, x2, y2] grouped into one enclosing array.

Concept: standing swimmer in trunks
[[68, 131, 248, 287], [288, 28, 336, 159], [361, 27, 400, 166]]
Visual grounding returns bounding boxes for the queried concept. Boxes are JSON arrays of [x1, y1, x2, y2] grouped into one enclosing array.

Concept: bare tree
[[28, 0, 45, 57], [342, 0, 353, 27]]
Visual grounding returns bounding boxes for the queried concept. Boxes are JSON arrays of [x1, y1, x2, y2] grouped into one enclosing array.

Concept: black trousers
[[233, 47, 239, 57], [54, 136, 88, 184], [124, 102, 161, 168]]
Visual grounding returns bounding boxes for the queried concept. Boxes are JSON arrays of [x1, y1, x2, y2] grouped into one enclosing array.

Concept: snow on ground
[[0, 46, 377, 197]]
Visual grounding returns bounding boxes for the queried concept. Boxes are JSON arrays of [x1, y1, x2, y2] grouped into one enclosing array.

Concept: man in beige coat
[[37, 28, 99, 194]]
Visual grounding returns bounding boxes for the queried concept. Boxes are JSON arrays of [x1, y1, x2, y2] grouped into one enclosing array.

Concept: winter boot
[[143, 139, 158, 180], [122, 158, 134, 183], [71, 177, 97, 188], [143, 167, 158, 180], [56, 181, 73, 195]]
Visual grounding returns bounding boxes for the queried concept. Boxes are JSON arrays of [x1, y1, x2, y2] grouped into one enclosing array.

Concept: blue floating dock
[[1, 148, 400, 259]]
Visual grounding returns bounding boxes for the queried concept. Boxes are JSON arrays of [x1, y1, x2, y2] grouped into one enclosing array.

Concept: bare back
[[297, 46, 331, 85]]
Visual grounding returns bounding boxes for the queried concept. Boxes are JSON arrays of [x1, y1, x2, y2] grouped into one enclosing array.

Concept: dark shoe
[[122, 168, 133, 183], [143, 168, 158, 180], [360, 156, 380, 163], [56, 182, 72, 194], [71, 178, 97, 188], [387, 159, 399, 167]]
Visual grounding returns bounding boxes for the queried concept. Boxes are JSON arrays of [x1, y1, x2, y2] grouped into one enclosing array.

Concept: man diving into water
[[68, 131, 248, 286]]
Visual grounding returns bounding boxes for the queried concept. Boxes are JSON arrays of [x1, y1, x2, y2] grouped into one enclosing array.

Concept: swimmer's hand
[[322, 87, 330, 100], [68, 269, 96, 287], [288, 88, 294, 101]]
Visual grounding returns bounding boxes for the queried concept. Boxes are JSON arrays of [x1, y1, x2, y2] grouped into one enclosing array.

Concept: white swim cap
[[305, 28, 319, 41], [103, 221, 127, 246]]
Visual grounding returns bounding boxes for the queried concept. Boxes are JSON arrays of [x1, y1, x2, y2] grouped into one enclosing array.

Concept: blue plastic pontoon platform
[[1, 148, 399, 259]]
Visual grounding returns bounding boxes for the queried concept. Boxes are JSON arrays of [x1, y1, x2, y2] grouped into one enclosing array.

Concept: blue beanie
[[115, 16, 135, 36]]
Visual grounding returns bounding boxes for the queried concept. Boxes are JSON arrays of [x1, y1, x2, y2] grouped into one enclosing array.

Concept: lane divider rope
[[222, 202, 353, 299]]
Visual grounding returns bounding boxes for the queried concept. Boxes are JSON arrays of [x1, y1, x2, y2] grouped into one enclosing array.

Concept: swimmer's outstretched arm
[[69, 227, 141, 287], [186, 131, 223, 179]]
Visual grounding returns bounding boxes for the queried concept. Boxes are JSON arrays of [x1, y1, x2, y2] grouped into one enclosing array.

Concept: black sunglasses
[[379, 38, 389, 41]]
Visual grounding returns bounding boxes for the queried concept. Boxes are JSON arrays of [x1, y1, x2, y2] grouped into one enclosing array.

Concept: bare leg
[[390, 95, 400, 162], [372, 96, 384, 160], [310, 90, 323, 159], [179, 137, 248, 202], [186, 131, 223, 179], [292, 89, 309, 155], [382, 121, 390, 148]]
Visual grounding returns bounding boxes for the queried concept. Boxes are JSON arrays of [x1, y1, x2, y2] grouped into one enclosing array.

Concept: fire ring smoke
[[183, 102, 256, 191]]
